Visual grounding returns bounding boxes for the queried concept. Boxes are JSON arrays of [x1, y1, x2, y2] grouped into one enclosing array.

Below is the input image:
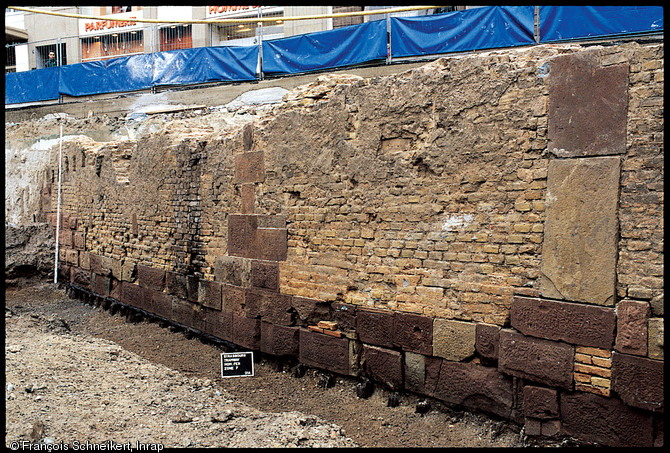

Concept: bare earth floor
[[5, 278, 586, 448]]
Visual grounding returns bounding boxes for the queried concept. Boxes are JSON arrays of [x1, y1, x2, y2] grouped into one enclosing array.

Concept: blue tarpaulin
[[262, 19, 387, 76], [152, 45, 258, 86], [539, 6, 664, 42], [59, 53, 153, 97], [390, 6, 536, 58], [5, 67, 60, 104]]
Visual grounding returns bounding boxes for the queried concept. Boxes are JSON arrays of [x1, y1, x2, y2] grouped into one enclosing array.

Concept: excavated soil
[[4, 277, 586, 448]]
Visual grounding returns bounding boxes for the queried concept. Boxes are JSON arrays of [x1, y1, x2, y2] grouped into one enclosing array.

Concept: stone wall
[[38, 42, 663, 447]]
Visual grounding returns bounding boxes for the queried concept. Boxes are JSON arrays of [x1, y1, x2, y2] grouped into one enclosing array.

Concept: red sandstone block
[[151, 291, 173, 319], [66, 249, 79, 267], [71, 267, 90, 289], [560, 391, 654, 447], [240, 184, 255, 214], [58, 263, 71, 283], [260, 322, 300, 357], [362, 344, 403, 391], [171, 298, 197, 328], [232, 313, 261, 351], [228, 214, 258, 259], [511, 295, 615, 349], [137, 264, 166, 292], [523, 385, 559, 420], [89, 254, 105, 276], [612, 352, 664, 412], [58, 230, 73, 247], [299, 328, 351, 376], [121, 282, 148, 311], [68, 216, 78, 230], [615, 300, 650, 356], [256, 228, 287, 261], [250, 260, 279, 291], [498, 329, 574, 390], [234, 151, 265, 184], [73, 231, 86, 251], [94, 274, 111, 297], [547, 51, 628, 157], [393, 312, 433, 356], [166, 271, 188, 300], [332, 302, 357, 331], [292, 296, 332, 327], [198, 280, 222, 311], [356, 309, 394, 348], [222, 284, 246, 316], [476, 323, 501, 361], [245, 288, 293, 326], [427, 358, 514, 419]]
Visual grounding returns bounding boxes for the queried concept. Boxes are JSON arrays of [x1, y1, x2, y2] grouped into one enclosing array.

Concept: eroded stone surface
[[540, 157, 620, 306]]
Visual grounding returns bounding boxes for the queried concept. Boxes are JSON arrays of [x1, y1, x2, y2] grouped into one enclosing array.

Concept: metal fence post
[[386, 15, 392, 64], [534, 6, 540, 43], [258, 7, 264, 80]]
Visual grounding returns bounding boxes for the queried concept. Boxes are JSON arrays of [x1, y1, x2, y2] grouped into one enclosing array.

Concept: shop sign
[[79, 10, 144, 36], [206, 6, 262, 18]]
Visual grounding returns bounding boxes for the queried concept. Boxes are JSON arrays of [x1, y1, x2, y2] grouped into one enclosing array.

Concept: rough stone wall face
[[35, 42, 663, 447]]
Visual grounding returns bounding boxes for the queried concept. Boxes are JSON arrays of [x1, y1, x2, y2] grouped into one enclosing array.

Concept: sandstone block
[[234, 151, 264, 184], [73, 231, 86, 250], [198, 280, 222, 311], [540, 157, 620, 306], [245, 288, 293, 325], [171, 298, 198, 329], [66, 249, 79, 267], [427, 359, 514, 419], [58, 263, 70, 282], [332, 302, 357, 331], [362, 344, 403, 391], [547, 51, 628, 157], [79, 251, 90, 271], [433, 318, 476, 361], [151, 291, 173, 319], [232, 314, 261, 351], [260, 322, 300, 357], [137, 264, 165, 292], [393, 312, 433, 355], [222, 284, 246, 316], [511, 296, 616, 348], [612, 352, 664, 412], [292, 296, 332, 327], [228, 215, 258, 259], [299, 328, 351, 376], [498, 329, 574, 389], [240, 184, 255, 214], [58, 230, 72, 247], [250, 260, 279, 291], [356, 309, 394, 348], [121, 260, 136, 282], [215, 255, 251, 287], [404, 351, 426, 394], [615, 300, 650, 356], [256, 228, 288, 262], [560, 391, 654, 447], [166, 271, 187, 299], [71, 267, 90, 289], [523, 385, 559, 419], [476, 323, 501, 361], [648, 317, 664, 360], [122, 282, 148, 311], [93, 274, 111, 297]]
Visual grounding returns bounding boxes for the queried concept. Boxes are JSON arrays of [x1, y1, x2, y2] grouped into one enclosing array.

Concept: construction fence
[[5, 5, 664, 106]]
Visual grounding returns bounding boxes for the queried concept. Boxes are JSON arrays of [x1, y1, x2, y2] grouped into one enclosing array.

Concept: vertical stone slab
[[228, 215, 258, 259], [611, 352, 664, 412], [540, 157, 620, 306], [547, 50, 629, 157], [234, 151, 265, 184], [615, 300, 650, 356]]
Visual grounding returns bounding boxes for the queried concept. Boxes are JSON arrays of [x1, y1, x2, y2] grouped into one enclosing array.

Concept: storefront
[[79, 10, 145, 61], [207, 5, 284, 47]]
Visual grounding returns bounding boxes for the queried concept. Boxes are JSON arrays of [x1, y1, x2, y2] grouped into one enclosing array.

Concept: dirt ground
[[5, 278, 583, 448]]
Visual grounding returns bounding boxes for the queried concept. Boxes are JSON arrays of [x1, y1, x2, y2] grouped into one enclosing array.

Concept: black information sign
[[221, 351, 254, 378]]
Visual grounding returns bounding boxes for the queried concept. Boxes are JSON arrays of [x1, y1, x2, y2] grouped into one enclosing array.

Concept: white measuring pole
[[54, 124, 63, 284]]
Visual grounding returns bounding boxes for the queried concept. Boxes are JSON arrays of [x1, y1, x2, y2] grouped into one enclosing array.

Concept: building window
[[159, 24, 192, 52], [332, 6, 364, 29], [81, 30, 144, 61]]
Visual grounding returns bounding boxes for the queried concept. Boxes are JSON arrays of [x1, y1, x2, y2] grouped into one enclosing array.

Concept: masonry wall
[[42, 42, 663, 447]]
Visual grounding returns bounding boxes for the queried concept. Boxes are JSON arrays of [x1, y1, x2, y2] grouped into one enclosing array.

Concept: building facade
[[6, 6, 462, 72]]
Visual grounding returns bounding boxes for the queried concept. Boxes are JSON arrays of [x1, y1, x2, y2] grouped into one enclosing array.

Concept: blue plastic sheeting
[[5, 67, 60, 104], [390, 6, 535, 58], [59, 54, 153, 97], [262, 20, 387, 76], [152, 45, 258, 86], [540, 6, 664, 42]]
